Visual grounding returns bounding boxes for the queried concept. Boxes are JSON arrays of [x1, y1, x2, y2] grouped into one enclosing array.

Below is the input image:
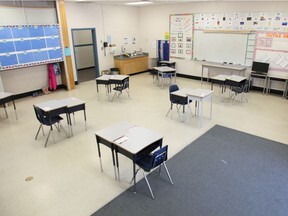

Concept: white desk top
[[159, 60, 176, 64], [58, 97, 86, 107], [226, 75, 247, 82], [34, 98, 85, 111], [0, 92, 14, 99], [172, 88, 214, 98], [95, 121, 163, 155], [153, 66, 176, 72], [109, 75, 129, 80], [202, 62, 246, 71], [210, 74, 229, 81], [96, 75, 129, 81]]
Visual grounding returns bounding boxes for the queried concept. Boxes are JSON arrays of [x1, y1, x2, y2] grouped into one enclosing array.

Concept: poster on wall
[[0, 24, 63, 71], [169, 14, 193, 60], [254, 31, 288, 71], [194, 12, 288, 32]]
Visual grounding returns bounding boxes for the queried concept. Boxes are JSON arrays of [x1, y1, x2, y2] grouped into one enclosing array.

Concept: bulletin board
[[194, 12, 288, 32], [254, 31, 288, 71], [169, 14, 193, 60], [0, 24, 63, 71]]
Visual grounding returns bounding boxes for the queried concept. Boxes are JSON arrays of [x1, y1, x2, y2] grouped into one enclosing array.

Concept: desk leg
[[111, 148, 117, 180], [133, 161, 136, 193], [12, 99, 18, 120], [3, 103, 8, 118], [210, 95, 213, 120], [84, 108, 87, 131], [201, 66, 204, 85], [67, 113, 72, 136], [115, 150, 120, 181], [200, 100, 203, 127], [96, 142, 103, 172]]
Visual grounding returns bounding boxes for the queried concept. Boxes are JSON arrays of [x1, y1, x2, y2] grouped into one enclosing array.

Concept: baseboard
[[14, 84, 67, 99]]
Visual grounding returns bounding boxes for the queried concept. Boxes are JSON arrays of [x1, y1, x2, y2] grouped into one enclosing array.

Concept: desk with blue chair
[[153, 66, 176, 88], [96, 75, 129, 101], [34, 97, 86, 147], [95, 121, 163, 194]]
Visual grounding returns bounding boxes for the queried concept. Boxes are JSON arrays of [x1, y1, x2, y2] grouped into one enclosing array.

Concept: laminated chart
[[254, 32, 288, 71], [169, 14, 193, 60], [0, 25, 63, 70]]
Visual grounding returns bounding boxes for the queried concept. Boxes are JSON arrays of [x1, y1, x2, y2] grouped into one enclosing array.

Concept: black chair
[[33, 105, 68, 147], [230, 79, 249, 103], [111, 78, 129, 102], [135, 145, 173, 199], [166, 84, 193, 121]]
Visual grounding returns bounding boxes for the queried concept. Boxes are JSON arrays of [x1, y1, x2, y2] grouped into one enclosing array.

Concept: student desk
[[158, 60, 176, 68], [95, 75, 129, 100], [201, 62, 246, 85], [171, 88, 214, 126], [0, 92, 18, 120], [34, 97, 86, 136], [95, 121, 163, 193], [266, 74, 288, 98], [153, 66, 176, 88]]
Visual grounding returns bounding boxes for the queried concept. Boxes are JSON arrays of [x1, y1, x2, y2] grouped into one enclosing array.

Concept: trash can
[[101, 70, 110, 75], [110, 68, 120, 75]]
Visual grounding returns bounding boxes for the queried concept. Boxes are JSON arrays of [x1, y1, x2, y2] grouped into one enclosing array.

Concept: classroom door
[[71, 28, 100, 83]]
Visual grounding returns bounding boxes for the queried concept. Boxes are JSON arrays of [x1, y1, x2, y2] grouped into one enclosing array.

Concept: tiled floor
[[0, 73, 287, 216]]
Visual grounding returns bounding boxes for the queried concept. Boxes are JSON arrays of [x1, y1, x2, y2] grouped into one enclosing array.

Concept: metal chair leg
[[35, 124, 43, 140], [143, 172, 155, 199], [163, 162, 174, 185]]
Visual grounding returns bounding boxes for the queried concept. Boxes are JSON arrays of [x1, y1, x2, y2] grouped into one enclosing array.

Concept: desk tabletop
[[109, 75, 129, 81], [153, 66, 176, 72], [159, 60, 176, 64], [34, 97, 85, 111], [0, 92, 14, 99], [210, 74, 229, 81], [95, 121, 163, 154], [96, 75, 129, 81], [202, 62, 246, 71], [59, 97, 86, 107], [226, 75, 247, 82], [172, 88, 214, 98]]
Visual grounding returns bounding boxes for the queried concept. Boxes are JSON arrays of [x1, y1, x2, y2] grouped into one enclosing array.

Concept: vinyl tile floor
[[0, 73, 287, 216]]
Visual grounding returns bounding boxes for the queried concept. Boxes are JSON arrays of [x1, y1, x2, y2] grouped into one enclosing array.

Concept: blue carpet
[[92, 125, 288, 216]]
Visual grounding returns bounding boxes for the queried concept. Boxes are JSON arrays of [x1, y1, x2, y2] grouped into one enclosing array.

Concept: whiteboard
[[193, 30, 248, 65]]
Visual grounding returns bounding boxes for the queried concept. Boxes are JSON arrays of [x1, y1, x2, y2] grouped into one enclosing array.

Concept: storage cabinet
[[114, 56, 148, 75]]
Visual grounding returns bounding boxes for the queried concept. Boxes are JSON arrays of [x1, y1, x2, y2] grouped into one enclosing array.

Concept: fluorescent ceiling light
[[125, 1, 154, 5]]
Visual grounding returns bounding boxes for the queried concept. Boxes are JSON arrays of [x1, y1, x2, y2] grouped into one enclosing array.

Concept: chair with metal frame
[[166, 84, 193, 121], [33, 105, 68, 147], [111, 77, 129, 102], [134, 145, 173, 199], [229, 79, 249, 103]]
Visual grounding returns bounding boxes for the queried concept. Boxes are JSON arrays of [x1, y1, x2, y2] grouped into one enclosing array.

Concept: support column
[[56, 0, 75, 90]]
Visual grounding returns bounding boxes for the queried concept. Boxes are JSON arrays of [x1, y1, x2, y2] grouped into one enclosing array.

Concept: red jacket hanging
[[48, 63, 57, 90]]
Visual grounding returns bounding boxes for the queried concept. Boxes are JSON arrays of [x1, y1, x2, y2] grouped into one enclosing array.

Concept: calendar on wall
[[0, 24, 63, 71], [169, 14, 193, 60]]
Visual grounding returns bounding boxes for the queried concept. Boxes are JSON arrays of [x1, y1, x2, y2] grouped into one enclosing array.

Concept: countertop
[[114, 52, 148, 60]]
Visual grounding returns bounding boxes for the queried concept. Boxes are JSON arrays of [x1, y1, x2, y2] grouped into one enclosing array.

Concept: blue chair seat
[[135, 145, 173, 199]]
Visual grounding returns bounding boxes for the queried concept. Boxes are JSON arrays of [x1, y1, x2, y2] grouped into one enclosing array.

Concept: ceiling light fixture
[[125, 1, 154, 6]]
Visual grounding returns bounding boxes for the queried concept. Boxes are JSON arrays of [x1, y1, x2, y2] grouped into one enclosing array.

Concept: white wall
[[65, 3, 140, 77]]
